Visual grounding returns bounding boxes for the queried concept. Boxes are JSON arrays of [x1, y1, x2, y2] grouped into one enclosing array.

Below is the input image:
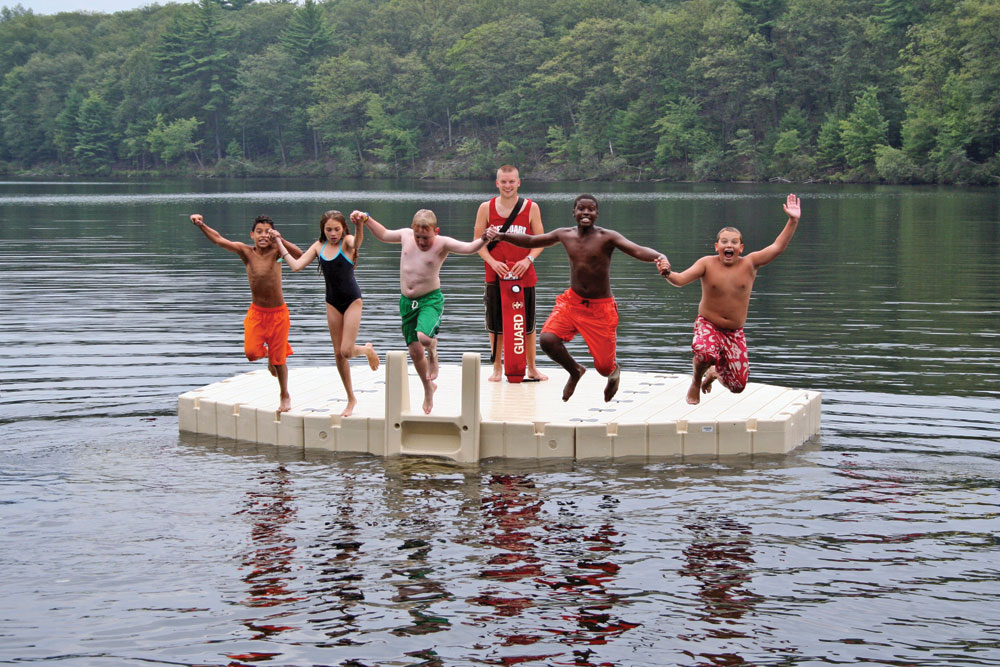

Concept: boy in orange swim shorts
[[191, 213, 303, 412], [496, 194, 669, 403]]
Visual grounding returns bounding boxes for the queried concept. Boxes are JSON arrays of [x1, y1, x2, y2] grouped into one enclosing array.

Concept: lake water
[[1, 179, 998, 666]]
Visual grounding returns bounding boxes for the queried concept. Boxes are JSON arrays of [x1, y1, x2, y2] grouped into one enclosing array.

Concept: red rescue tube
[[500, 274, 527, 383]]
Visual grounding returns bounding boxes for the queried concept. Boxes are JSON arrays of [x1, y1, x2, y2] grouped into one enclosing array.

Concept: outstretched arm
[[443, 226, 498, 255], [498, 228, 563, 249], [612, 230, 668, 265], [273, 238, 319, 272], [190, 214, 250, 259], [473, 202, 509, 276], [267, 229, 304, 259], [747, 193, 801, 268], [663, 256, 708, 287], [352, 210, 402, 243]]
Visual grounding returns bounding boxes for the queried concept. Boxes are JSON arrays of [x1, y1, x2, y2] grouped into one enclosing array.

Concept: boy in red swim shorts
[[496, 194, 669, 403], [658, 194, 802, 404], [191, 213, 303, 412]]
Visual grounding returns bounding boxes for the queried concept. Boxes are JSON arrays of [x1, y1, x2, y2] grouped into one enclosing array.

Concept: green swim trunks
[[399, 289, 444, 345]]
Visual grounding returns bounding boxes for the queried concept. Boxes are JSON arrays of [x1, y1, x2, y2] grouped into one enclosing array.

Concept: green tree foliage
[[147, 114, 203, 166], [154, 0, 236, 160], [0, 0, 997, 183], [73, 92, 115, 171], [840, 86, 888, 171]]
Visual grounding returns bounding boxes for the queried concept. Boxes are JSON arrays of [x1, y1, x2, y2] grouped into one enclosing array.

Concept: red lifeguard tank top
[[484, 196, 537, 287]]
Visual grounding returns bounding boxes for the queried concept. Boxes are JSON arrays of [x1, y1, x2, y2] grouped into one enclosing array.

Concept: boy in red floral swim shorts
[[657, 194, 801, 404]]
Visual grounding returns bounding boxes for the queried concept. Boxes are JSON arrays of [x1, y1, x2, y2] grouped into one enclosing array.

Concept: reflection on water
[[1, 180, 999, 665], [680, 515, 759, 666]]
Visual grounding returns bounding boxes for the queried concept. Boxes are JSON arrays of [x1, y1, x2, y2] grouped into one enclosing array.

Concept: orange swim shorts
[[243, 303, 293, 365], [541, 288, 618, 375]]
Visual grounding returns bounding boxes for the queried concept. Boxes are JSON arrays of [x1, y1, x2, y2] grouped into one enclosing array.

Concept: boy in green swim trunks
[[353, 209, 496, 414]]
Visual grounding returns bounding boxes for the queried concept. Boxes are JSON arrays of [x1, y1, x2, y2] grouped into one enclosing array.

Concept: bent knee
[[540, 332, 561, 352], [723, 379, 746, 393], [595, 360, 616, 377]]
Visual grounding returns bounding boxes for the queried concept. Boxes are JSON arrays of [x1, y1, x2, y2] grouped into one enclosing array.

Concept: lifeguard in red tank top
[[484, 197, 538, 287]]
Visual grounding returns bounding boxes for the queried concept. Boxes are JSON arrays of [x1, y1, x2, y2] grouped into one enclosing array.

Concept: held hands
[[481, 226, 499, 243], [783, 194, 801, 221], [350, 210, 371, 225], [655, 255, 671, 276], [190, 214, 203, 225]]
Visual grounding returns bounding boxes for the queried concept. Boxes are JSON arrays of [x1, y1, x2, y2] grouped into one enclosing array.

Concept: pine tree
[[154, 0, 236, 162]]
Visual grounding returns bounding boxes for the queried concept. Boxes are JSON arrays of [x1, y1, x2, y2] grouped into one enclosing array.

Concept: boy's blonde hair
[[717, 226, 742, 242], [411, 209, 438, 232]]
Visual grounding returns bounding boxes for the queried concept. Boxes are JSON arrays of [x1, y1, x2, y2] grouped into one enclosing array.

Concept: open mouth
[[723, 248, 735, 259]]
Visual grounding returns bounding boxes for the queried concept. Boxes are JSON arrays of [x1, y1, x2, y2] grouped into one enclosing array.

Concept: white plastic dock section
[[178, 351, 821, 462]]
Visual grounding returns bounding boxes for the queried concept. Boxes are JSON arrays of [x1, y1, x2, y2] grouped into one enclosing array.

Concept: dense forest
[[1, 0, 997, 183]]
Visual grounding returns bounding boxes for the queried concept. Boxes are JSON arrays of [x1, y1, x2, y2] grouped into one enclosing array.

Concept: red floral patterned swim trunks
[[692, 315, 748, 393]]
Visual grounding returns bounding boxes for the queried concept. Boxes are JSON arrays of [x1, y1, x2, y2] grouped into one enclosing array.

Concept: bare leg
[[419, 332, 439, 381], [408, 339, 437, 414], [329, 300, 379, 416], [687, 358, 713, 405], [541, 332, 586, 401], [274, 363, 291, 412], [701, 366, 719, 395], [362, 342, 379, 370], [526, 330, 548, 381], [328, 304, 357, 417], [488, 332, 503, 382], [603, 362, 621, 402]]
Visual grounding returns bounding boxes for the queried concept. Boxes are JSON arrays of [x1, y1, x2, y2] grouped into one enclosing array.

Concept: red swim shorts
[[244, 303, 293, 365], [692, 315, 747, 392], [541, 288, 618, 375]]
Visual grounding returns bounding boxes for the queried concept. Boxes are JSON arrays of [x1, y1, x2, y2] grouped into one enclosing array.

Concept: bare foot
[[527, 366, 549, 381], [489, 366, 503, 382], [686, 381, 701, 405], [363, 343, 379, 371], [603, 364, 621, 402], [422, 381, 437, 414], [701, 367, 718, 395], [426, 346, 439, 381], [278, 395, 291, 413], [562, 364, 587, 401], [341, 396, 357, 417]]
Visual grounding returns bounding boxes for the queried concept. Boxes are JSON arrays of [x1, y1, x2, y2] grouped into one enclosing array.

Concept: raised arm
[[190, 214, 249, 259], [352, 210, 402, 244], [663, 256, 708, 287], [350, 214, 364, 262], [747, 194, 801, 268]]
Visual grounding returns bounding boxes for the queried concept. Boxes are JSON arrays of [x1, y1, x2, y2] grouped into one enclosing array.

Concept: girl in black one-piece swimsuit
[[273, 210, 380, 417]]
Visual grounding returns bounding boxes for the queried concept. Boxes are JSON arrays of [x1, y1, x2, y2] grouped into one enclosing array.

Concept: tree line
[[1, 0, 997, 184]]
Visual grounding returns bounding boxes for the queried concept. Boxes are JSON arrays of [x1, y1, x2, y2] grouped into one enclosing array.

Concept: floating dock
[[178, 352, 820, 462]]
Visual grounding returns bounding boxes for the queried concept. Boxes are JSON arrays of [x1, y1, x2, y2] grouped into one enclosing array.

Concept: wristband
[[527, 255, 534, 264]]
